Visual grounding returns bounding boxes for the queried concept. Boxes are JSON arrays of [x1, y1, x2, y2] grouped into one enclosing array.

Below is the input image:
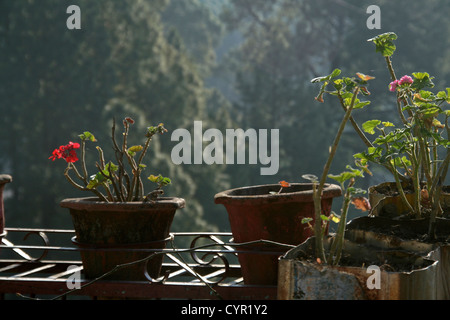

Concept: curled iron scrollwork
[[188, 234, 232, 284], [21, 231, 50, 261], [1, 229, 50, 262]]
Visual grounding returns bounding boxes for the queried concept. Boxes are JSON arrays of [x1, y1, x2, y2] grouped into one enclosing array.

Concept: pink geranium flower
[[398, 75, 413, 85], [389, 80, 399, 92]]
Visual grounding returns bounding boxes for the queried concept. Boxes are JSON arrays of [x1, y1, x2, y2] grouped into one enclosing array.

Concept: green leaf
[[353, 152, 369, 166], [148, 174, 171, 187], [332, 79, 344, 91], [391, 156, 412, 168], [148, 174, 161, 183], [312, 69, 343, 103], [87, 172, 106, 189], [311, 69, 341, 83], [355, 101, 371, 109], [330, 69, 342, 78], [418, 103, 441, 118], [411, 72, 435, 91], [87, 163, 117, 189], [402, 105, 415, 112], [160, 177, 171, 186], [367, 32, 398, 57], [105, 162, 118, 173], [330, 214, 341, 224], [328, 166, 364, 184], [79, 131, 96, 142], [302, 174, 318, 183], [127, 145, 143, 156], [354, 147, 385, 166], [362, 120, 381, 134], [436, 89, 450, 105], [301, 217, 313, 224]]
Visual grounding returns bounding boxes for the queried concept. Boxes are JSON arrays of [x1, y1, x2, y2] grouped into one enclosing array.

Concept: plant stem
[[328, 179, 354, 266], [314, 87, 360, 263], [429, 152, 450, 238], [80, 140, 88, 182], [379, 127, 417, 217], [385, 56, 397, 82], [64, 167, 108, 202], [385, 56, 410, 126], [111, 118, 127, 200]]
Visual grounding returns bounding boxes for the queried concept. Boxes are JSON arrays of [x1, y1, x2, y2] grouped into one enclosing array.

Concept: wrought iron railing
[[0, 227, 280, 300]]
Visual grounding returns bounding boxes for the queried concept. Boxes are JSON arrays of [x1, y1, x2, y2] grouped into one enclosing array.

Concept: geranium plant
[[303, 70, 374, 264], [50, 117, 171, 202], [315, 32, 450, 240]]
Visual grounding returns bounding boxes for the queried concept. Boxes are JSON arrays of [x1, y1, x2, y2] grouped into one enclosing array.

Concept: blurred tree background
[[1, 0, 449, 232]]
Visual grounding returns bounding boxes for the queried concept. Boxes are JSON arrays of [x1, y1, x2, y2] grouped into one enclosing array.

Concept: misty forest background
[[1, 0, 450, 234]]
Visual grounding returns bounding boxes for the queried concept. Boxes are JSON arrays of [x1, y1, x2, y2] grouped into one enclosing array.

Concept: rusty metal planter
[[214, 183, 342, 286], [355, 184, 450, 299], [278, 237, 438, 300], [346, 213, 450, 299], [429, 244, 450, 299], [60, 197, 185, 281]]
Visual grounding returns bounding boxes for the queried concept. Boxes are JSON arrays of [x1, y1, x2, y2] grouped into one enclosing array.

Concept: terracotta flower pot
[[214, 183, 342, 285], [60, 197, 185, 281]]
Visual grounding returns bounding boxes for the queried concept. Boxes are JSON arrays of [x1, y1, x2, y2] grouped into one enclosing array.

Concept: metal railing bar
[[0, 263, 22, 273], [1, 238, 35, 261], [5, 228, 75, 234], [48, 266, 83, 279], [190, 269, 226, 282], [11, 264, 57, 278], [165, 253, 212, 285]]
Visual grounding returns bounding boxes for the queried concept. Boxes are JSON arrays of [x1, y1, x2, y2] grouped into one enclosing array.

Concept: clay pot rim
[[60, 196, 186, 211], [71, 234, 174, 249], [214, 183, 342, 204]]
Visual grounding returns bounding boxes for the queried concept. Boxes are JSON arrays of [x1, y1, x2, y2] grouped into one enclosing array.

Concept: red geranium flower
[[49, 141, 80, 163]]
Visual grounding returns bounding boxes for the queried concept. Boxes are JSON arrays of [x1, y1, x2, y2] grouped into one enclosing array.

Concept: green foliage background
[[1, 0, 449, 232]]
